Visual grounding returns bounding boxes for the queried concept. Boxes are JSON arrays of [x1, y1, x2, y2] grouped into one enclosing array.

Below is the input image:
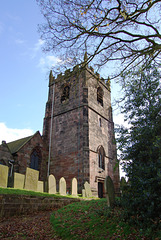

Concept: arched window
[[30, 148, 41, 171], [61, 85, 70, 103], [98, 146, 105, 170], [97, 87, 103, 106]]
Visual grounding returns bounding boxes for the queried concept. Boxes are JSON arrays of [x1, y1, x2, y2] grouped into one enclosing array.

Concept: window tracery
[[30, 147, 41, 171], [98, 145, 105, 170]]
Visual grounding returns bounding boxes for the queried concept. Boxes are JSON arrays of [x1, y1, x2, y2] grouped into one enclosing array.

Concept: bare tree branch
[[37, 0, 161, 77]]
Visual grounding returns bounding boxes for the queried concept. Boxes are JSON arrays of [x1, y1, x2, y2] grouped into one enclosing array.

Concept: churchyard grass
[[50, 198, 146, 240], [0, 187, 77, 198]]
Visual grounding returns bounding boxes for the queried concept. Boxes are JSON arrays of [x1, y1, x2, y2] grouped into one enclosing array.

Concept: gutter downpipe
[[8, 160, 14, 177], [47, 80, 55, 177], [77, 72, 81, 191]]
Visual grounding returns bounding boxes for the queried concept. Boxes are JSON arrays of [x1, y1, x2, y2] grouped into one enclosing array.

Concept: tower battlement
[[49, 64, 110, 92]]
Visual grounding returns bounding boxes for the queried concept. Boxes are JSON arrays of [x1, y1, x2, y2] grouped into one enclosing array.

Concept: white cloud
[[34, 39, 45, 52], [39, 57, 45, 66], [15, 39, 25, 45], [46, 55, 62, 64], [30, 39, 45, 58], [30, 39, 62, 70], [38, 55, 62, 72], [113, 113, 130, 128], [0, 122, 34, 143]]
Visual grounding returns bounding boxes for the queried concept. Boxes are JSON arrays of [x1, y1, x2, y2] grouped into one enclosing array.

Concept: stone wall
[[86, 69, 119, 195], [0, 194, 81, 218], [50, 108, 85, 191]]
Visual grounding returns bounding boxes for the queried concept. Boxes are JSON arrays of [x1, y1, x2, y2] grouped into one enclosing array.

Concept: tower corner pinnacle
[[49, 70, 54, 86]]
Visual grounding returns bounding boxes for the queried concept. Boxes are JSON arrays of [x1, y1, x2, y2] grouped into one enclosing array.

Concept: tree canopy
[[116, 64, 161, 236], [37, 0, 161, 77]]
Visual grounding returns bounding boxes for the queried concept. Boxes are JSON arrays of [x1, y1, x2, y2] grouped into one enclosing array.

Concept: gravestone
[[37, 181, 44, 193], [105, 176, 115, 208], [24, 167, 39, 191], [0, 165, 8, 188], [82, 189, 86, 198], [14, 172, 25, 189], [59, 177, 66, 196], [120, 177, 127, 196], [71, 177, 77, 196], [84, 181, 92, 198], [48, 174, 56, 194]]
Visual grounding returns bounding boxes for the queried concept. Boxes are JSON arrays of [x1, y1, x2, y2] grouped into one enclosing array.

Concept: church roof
[[7, 135, 34, 154]]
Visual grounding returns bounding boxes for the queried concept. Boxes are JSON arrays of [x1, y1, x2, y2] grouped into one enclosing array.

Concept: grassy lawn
[[0, 187, 77, 198], [50, 198, 146, 240], [1, 188, 159, 239]]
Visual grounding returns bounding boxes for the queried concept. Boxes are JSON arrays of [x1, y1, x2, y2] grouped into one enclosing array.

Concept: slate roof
[[7, 135, 34, 154]]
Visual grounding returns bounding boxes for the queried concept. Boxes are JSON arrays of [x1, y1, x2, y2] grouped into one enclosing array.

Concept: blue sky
[[0, 0, 59, 142], [0, 0, 125, 178], [0, 0, 123, 144]]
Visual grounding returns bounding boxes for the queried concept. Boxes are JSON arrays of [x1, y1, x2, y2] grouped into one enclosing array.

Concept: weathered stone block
[[48, 174, 56, 194], [14, 172, 25, 189], [71, 177, 77, 196], [105, 176, 115, 207], [82, 189, 86, 197], [0, 165, 8, 188], [37, 181, 44, 193], [24, 167, 39, 192], [59, 177, 66, 196], [84, 181, 92, 198]]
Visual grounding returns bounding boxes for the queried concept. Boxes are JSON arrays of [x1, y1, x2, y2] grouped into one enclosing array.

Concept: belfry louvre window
[[61, 85, 70, 103], [97, 87, 103, 106], [98, 146, 105, 170]]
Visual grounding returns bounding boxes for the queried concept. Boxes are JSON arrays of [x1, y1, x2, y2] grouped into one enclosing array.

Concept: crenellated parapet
[[49, 62, 110, 92]]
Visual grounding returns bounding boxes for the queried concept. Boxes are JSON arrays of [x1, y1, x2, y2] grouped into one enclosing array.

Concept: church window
[[98, 146, 105, 170], [30, 148, 41, 171], [97, 87, 103, 106], [61, 85, 70, 103]]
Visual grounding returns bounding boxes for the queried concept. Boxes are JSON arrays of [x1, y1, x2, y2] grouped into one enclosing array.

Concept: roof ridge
[[7, 134, 33, 145], [7, 133, 35, 154]]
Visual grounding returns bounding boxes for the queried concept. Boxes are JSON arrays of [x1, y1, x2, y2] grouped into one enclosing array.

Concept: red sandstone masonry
[[43, 67, 120, 196]]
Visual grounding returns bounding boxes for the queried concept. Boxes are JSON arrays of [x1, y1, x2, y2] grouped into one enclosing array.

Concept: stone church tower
[[43, 62, 119, 197]]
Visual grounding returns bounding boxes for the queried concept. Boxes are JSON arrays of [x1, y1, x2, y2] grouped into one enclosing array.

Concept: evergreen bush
[[116, 64, 161, 237]]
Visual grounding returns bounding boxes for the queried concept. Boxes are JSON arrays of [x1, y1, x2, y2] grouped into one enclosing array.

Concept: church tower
[[43, 63, 119, 197]]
